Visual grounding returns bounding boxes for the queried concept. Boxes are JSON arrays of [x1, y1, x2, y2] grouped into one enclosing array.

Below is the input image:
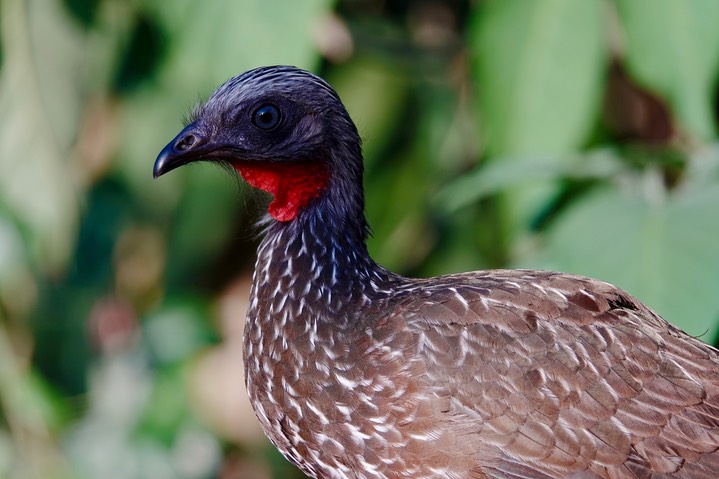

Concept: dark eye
[[252, 104, 281, 130]]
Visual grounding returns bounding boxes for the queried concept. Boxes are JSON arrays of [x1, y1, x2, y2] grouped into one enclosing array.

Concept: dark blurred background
[[2, 0, 719, 477]]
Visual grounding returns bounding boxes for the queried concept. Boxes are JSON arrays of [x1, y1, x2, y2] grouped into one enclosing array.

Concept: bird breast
[[242, 278, 484, 478]]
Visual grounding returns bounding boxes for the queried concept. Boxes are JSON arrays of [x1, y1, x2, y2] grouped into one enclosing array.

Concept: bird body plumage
[[154, 66, 719, 479]]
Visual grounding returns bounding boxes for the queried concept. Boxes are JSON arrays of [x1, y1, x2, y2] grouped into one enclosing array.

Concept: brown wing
[[402, 269, 719, 479]]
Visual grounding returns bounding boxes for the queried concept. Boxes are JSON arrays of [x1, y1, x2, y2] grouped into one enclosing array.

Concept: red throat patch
[[233, 161, 330, 222]]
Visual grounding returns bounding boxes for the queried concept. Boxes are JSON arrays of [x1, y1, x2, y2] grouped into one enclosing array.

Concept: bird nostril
[[175, 134, 197, 152]]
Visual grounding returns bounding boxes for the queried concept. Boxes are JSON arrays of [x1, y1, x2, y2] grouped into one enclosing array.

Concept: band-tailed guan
[[154, 66, 719, 479]]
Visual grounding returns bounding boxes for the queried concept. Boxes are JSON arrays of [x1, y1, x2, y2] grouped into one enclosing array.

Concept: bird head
[[153, 66, 363, 223]]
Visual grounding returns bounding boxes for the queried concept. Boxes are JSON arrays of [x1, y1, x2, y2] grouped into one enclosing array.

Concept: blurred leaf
[[65, 354, 153, 479], [470, 0, 607, 155], [0, 210, 28, 281], [0, 0, 84, 273], [0, 325, 73, 479], [115, 86, 189, 213], [524, 177, 719, 337], [438, 149, 625, 212], [136, 366, 192, 446], [70, 179, 135, 289], [66, 352, 218, 479], [62, 0, 102, 28], [163, 167, 241, 289], [364, 80, 450, 273], [467, 0, 609, 251], [113, 12, 166, 93], [4, 369, 70, 432], [0, 429, 11, 477], [365, 149, 434, 273], [150, 0, 333, 96], [419, 82, 480, 174], [170, 427, 222, 479], [329, 57, 410, 169], [144, 299, 216, 366], [616, 0, 719, 140], [418, 205, 493, 276]]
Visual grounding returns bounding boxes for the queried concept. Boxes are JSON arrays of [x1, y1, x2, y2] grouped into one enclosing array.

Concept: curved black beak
[[153, 123, 209, 178]]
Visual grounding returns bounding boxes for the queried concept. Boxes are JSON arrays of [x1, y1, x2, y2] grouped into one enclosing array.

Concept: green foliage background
[[1, 0, 719, 478]]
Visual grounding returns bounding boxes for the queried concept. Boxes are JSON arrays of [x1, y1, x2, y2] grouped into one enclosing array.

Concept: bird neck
[[255, 201, 391, 312], [252, 146, 397, 319], [247, 119, 397, 318]]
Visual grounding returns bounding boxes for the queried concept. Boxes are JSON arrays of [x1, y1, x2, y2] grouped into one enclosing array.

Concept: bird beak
[[153, 123, 210, 178]]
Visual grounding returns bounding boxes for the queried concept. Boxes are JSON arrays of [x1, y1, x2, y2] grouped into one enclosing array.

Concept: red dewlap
[[234, 161, 330, 222]]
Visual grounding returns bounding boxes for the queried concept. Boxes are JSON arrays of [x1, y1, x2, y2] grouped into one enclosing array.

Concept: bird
[[153, 66, 719, 479]]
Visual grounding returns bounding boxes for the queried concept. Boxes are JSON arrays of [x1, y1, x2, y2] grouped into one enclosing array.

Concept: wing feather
[[400, 269, 719, 478]]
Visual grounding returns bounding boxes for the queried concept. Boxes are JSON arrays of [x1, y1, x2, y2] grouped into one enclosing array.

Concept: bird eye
[[252, 104, 281, 130]]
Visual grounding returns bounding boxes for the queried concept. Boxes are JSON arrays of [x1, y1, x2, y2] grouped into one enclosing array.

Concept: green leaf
[[524, 179, 719, 338], [616, 0, 719, 141], [0, 211, 27, 283], [4, 370, 69, 432], [0, 429, 11, 477], [366, 148, 434, 273], [144, 298, 216, 366], [470, 0, 607, 155], [328, 57, 410, 170], [136, 366, 193, 446], [0, 0, 85, 272], [151, 0, 333, 95], [437, 149, 624, 212]]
